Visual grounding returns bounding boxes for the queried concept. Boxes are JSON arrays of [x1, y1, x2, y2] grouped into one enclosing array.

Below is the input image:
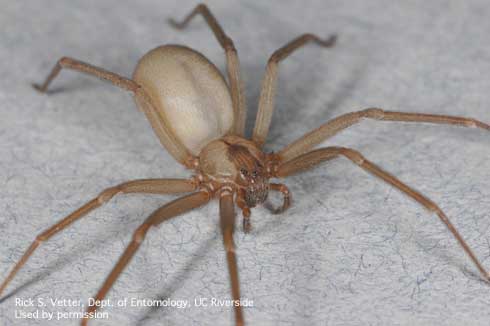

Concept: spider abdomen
[[133, 45, 234, 156]]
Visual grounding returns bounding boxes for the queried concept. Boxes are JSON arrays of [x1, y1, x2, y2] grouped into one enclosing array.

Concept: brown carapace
[[1, 4, 490, 326]]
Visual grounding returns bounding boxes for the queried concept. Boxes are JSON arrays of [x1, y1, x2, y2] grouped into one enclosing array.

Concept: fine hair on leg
[[0, 178, 197, 297], [169, 3, 247, 136], [219, 189, 244, 326], [81, 190, 210, 326], [276, 147, 490, 281], [279, 108, 490, 162], [252, 33, 336, 146]]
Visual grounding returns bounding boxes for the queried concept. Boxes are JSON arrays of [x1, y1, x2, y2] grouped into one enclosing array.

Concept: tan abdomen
[[133, 45, 234, 155]]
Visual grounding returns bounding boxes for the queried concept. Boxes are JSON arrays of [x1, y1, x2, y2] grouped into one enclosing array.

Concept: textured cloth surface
[[1, 1, 490, 325]]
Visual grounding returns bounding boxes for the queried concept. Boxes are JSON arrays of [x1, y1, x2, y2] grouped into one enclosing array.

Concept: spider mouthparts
[[245, 183, 269, 207]]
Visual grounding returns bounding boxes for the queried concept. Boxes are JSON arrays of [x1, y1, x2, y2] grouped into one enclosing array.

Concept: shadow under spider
[[136, 234, 218, 325], [0, 208, 146, 304]]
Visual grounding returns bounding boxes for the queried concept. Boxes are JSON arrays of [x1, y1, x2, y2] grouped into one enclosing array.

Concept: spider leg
[[236, 192, 252, 233], [252, 33, 337, 146], [265, 183, 291, 214], [33, 56, 195, 166], [279, 108, 490, 162], [169, 3, 247, 136], [81, 190, 210, 326], [0, 178, 197, 297], [219, 189, 244, 326], [276, 147, 490, 281], [33, 56, 139, 93]]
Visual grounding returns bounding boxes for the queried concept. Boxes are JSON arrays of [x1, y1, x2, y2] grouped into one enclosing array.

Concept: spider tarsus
[[308, 33, 337, 48], [167, 18, 184, 29], [81, 317, 89, 326], [32, 83, 47, 93], [321, 34, 337, 47], [243, 217, 252, 233], [472, 119, 490, 130]]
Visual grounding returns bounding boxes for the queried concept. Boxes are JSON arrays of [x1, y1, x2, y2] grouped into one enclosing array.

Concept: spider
[[1, 3, 489, 326]]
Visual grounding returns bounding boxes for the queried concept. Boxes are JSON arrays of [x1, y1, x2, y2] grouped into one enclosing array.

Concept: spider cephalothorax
[[197, 135, 284, 226], [2, 4, 489, 326]]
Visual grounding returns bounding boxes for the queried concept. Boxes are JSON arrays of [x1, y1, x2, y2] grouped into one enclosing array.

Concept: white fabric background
[[1, 1, 490, 325]]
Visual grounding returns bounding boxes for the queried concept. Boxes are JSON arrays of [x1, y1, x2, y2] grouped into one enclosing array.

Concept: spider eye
[[240, 168, 248, 176], [251, 170, 258, 177]]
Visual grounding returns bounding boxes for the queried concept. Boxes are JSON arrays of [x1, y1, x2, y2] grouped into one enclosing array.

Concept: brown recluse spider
[[1, 3, 490, 326]]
